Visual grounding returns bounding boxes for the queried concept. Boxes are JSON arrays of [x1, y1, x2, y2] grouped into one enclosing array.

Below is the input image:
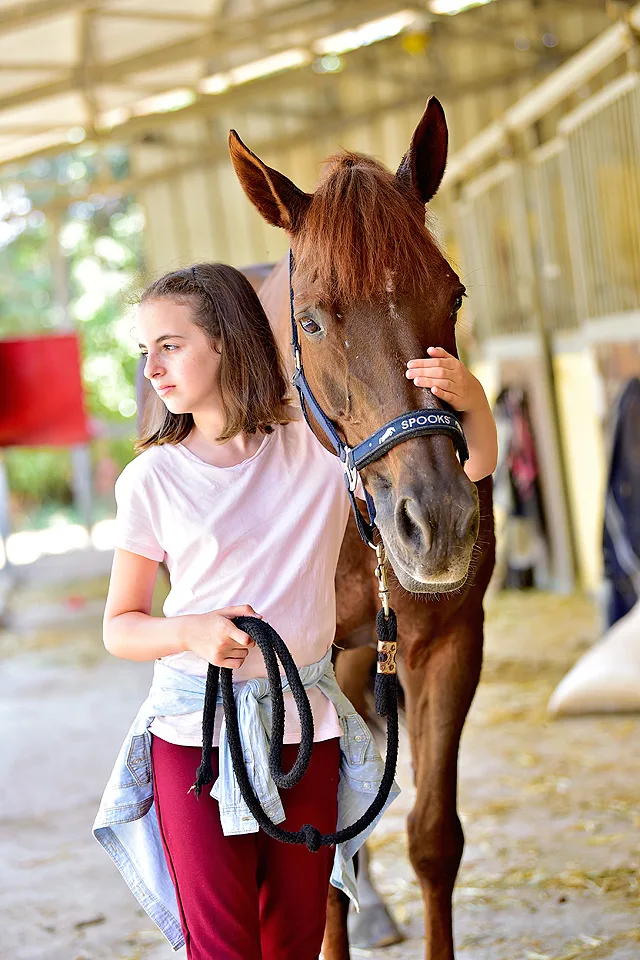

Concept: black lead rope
[[193, 613, 399, 852], [194, 617, 314, 795]]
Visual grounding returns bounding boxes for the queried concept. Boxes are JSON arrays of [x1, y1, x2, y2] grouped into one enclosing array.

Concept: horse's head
[[229, 98, 479, 594]]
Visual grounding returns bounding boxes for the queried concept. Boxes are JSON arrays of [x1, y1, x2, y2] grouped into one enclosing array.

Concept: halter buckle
[[342, 446, 358, 493]]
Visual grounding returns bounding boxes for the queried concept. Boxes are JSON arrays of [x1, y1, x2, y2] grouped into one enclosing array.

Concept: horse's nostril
[[457, 504, 478, 539], [456, 491, 480, 540], [395, 497, 432, 553]]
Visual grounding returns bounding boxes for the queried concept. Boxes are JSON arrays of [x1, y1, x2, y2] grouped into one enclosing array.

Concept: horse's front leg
[[322, 882, 351, 960], [400, 619, 483, 960]]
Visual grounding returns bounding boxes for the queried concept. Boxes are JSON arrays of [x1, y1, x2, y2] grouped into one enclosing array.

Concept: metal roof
[[0, 0, 417, 165], [0, 0, 617, 170]]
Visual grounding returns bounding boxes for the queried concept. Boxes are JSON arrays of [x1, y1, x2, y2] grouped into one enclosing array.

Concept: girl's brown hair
[[136, 262, 294, 451]]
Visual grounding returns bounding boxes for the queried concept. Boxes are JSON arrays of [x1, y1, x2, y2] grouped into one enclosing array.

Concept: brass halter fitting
[[374, 542, 390, 619], [374, 542, 396, 675]]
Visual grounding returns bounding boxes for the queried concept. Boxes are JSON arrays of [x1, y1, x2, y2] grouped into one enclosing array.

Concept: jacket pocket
[[125, 734, 152, 787], [341, 713, 372, 766]]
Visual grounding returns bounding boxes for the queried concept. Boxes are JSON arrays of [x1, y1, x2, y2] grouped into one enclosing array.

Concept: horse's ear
[[396, 97, 448, 205], [229, 130, 311, 231]]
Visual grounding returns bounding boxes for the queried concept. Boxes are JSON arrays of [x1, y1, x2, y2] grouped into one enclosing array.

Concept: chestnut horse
[[229, 97, 495, 960]]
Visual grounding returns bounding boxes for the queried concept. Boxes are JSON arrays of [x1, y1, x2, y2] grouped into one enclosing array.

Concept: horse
[[228, 97, 496, 960]]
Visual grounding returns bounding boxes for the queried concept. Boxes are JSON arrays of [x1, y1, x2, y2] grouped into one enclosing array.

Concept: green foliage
[[6, 448, 72, 505], [0, 146, 145, 519]]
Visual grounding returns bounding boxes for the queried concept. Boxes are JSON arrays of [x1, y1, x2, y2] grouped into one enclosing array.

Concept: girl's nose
[[143, 353, 164, 380]]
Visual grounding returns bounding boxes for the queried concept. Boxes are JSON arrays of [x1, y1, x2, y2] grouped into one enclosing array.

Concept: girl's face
[[136, 299, 222, 416]]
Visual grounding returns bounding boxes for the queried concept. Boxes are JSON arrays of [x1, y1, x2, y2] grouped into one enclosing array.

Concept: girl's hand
[[181, 604, 261, 668], [406, 347, 483, 413]]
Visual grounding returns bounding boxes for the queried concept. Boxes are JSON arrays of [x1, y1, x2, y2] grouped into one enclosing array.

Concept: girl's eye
[[139, 344, 177, 357], [299, 316, 322, 336]]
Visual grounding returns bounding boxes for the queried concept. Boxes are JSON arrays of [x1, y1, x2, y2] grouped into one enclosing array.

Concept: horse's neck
[[258, 255, 298, 398], [258, 254, 292, 370]]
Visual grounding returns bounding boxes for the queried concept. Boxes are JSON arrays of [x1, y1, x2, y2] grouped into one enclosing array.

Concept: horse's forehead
[[292, 270, 453, 314], [291, 269, 325, 306]]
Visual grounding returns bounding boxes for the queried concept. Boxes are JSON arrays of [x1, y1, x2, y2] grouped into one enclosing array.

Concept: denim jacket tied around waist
[[92, 650, 400, 951]]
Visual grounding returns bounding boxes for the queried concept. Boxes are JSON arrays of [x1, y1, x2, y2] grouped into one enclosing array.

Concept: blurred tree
[[0, 144, 146, 526]]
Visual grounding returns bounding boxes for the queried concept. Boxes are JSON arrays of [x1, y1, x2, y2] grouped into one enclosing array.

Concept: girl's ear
[[228, 130, 312, 231], [396, 96, 448, 205]]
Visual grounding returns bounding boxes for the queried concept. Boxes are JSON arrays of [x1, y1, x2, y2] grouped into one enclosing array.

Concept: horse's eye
[[299, 316, 322, 336], [451, 295, 463, 318]]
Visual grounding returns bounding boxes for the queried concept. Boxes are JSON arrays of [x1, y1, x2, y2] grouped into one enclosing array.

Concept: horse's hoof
[[348, 903, 404, 949]]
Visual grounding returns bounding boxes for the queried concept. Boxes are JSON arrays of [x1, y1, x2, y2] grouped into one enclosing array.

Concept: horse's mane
[[295, 152, 444, 304]]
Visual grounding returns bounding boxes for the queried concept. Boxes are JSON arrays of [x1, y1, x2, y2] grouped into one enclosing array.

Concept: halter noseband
[[288, 249, 469, 549]]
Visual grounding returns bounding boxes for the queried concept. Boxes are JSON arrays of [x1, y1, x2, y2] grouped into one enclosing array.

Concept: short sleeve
[[113, 463, 165, 562]]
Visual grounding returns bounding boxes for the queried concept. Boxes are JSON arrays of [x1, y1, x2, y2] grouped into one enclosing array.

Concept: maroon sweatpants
[[151, 735, 340, 960]]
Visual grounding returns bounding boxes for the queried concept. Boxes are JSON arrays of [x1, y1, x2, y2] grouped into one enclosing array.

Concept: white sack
[[548, 600, 640, 716]]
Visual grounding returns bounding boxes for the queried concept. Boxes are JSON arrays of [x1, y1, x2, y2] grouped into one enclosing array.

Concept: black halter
[[289, 249, 469, 547]]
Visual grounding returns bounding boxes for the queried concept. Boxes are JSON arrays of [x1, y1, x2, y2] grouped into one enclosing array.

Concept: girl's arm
[[103, 547, 258, 667], [406, 346, 498, 483]]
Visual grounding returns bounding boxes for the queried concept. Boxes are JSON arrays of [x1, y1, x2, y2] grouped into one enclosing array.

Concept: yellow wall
[[552, 349, 606, 592], [470, 359, 500, 408]]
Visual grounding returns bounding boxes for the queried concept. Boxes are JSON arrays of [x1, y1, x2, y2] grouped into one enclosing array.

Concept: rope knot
[[301, 824, 322, 852]]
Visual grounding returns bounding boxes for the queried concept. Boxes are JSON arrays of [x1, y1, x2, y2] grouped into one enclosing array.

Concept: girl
[[94, 262, 497, 960]]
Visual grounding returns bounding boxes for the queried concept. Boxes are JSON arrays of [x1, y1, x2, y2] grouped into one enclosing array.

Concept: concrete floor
[[1, 552, 639, 960]]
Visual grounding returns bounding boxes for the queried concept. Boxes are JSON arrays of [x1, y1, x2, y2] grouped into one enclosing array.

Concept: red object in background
[[0, 334, 90, 447]]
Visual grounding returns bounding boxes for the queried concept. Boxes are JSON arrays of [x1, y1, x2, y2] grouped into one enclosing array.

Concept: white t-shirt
[[113, 413, 358, 747]]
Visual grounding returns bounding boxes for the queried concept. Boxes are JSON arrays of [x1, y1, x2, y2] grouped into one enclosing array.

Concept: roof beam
[[0, 0, 408, 112], [96, 9, 211, 23], [131, 69, 553, 186], [0, 27, 594, 170], [0, 0, 614, 169], [79, 8, 98, 132], [17, 54, 581, 198], [0, 62, 70, 71], [0, 0, 608, 115], [444, 13, 639, 184], [91, 30, 588, 147], [0, 0, 89, 33]]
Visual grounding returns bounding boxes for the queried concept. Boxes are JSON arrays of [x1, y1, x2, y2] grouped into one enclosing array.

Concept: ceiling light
[[429, 0, 494, 14], [97, 107, 131, 131], [199, 73, 231, 95], [133, 88, 196, 118], [200, 49, 309, 94], [314, 10, 418, 56], [228, 49, 311, 85]]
